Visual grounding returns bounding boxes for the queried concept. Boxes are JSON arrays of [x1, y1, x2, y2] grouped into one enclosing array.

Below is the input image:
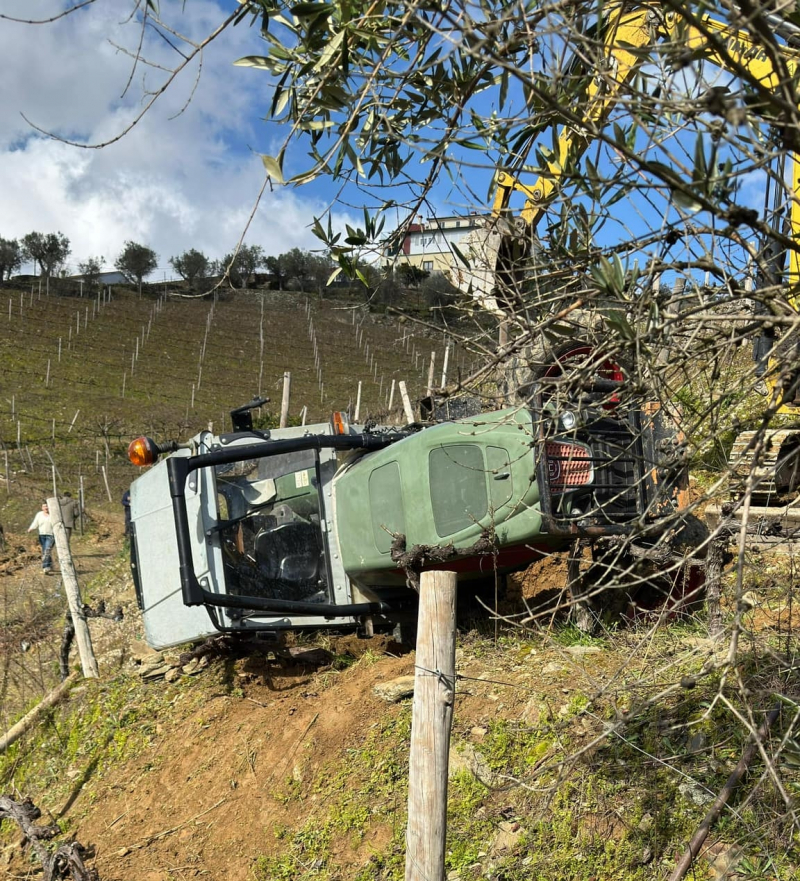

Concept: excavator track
[[706, 428, 800, 532]]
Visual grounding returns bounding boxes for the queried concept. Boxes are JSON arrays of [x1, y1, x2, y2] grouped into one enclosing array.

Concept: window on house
[[423, 261, 433, 272]]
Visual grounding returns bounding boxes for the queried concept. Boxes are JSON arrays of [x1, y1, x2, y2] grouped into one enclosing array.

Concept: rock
[[687, 731, 707, 754], [705, 842, 744, 879], [470, 726, 488, 738], [521, 697, 550, 725], [140, 664, 172, 680], [740, 591, 758, 610], [181, 658, 202, 675], [373, 676, 416, 703], [490, 820, 523, 855], [542, 661, 564, 675], [129, 640, 158, 663], [640, 846, 654, 865], [679, 781, 711, 806], [637, 812, 653, 832], [138, 653, 167, 673], [278, 646, 333, 666], [449, 743, 495, 786], [164, 667, 181, 683]]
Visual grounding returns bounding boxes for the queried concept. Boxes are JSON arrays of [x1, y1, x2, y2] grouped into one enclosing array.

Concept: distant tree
[[307, 253, 336, 297], [420, 274, 459, 317], [220, 244, 265, 289], [170, 248, 210, 290], [374, 273, 402, 307], [0, 237, 22, 283], [21, 231, 70, 279], [264, 254, 286, 291], [116, 241, 158, 296], [78, 257, 103, 289], [282, 248, 314, 292], [397, 264, 430, 287]]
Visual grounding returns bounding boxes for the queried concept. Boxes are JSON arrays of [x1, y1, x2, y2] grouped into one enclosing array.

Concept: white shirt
[[28, 512, 53, 536]]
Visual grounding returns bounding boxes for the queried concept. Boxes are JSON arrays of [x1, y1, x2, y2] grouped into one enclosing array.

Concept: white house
[[386, 214, 488, 275]]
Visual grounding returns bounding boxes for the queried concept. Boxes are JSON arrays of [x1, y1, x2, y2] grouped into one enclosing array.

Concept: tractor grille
[[544, 441, 593, 490]]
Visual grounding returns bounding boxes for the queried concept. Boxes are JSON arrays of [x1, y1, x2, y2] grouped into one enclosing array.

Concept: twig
[[0, 673, 81, 752], [667, 705, 781, 881], [124, 798, 227, 851]]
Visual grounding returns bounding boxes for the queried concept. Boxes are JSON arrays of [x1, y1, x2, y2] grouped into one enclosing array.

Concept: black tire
[[511, 340, 629, 406]]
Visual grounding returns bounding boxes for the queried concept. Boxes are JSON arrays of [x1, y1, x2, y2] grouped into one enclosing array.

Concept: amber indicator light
[[128, 437, 159, 467]]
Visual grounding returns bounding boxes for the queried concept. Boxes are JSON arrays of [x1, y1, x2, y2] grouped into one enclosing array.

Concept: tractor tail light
[[545, 441, 593, 492]]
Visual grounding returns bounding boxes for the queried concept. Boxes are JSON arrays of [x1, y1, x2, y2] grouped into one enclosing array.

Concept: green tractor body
[[129, 399, 688, 649]]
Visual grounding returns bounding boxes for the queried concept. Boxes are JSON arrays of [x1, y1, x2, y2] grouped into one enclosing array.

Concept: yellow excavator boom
[[456, 3, 800, 310]]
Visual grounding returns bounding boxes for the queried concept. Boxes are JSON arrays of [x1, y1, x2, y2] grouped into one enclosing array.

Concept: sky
[[0, 0, 361, 278], [0, 1, 778, 289]]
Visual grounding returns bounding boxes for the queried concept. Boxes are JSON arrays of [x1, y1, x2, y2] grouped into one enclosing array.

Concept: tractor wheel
[[567, 519, 707, 631], [506, 339, 628, 407]]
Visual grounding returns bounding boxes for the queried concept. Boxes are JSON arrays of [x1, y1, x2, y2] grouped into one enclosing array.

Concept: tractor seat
[[254, 522, 322, 587]]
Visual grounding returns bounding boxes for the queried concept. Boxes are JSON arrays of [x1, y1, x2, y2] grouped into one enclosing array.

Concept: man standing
[[27, 502, 55, 574], [121, 489, 131, 536], [58, 492, 79, 544]]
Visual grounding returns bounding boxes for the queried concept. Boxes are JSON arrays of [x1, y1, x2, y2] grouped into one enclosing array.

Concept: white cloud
[[0, 0, 353, 271]]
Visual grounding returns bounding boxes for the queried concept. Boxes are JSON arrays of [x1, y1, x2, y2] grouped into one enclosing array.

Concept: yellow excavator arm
[[460, 3, 800, 310]]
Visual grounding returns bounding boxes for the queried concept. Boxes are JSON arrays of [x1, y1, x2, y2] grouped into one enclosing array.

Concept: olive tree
[[77, 257, 103, 289], [220, 243, 265, 289], [170, 248, 210, 290], [21, 231, 70, 279], [0, 238, 22, 283], [116, 241, 158, 295]]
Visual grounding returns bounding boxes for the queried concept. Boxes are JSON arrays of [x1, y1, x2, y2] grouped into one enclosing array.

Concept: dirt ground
[[0, 538, 631, 881], [65, 635, 618, 881], [2, 531, 798, 880], [0, 511, 129, 731]]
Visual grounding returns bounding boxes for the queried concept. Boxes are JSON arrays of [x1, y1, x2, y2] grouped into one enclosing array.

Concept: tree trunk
[[705, 537, 725, 638]]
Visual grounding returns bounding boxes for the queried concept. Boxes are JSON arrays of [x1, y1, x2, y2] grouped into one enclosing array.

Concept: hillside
[[0, 282, 455, 532], [1, 285, 799, 881], [1, 523, 799, 880]]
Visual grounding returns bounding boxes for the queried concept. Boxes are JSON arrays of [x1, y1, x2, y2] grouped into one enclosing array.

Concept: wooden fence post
[[498, 320, 509, 350], [398, 381, 415, 425], [426, 351, 437, 396], [354, 381, 362, 422], [280, 371, 292, 428], [47, 497, 99, 678], [101, 465, 112, 502], [405, 570, 458, 881]]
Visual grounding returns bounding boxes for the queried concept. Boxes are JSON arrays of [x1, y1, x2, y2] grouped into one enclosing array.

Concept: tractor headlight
[[560, 410, 577, 431]]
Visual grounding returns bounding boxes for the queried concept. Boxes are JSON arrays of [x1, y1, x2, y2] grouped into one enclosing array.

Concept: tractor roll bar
[[166, 431, 409, 615]]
